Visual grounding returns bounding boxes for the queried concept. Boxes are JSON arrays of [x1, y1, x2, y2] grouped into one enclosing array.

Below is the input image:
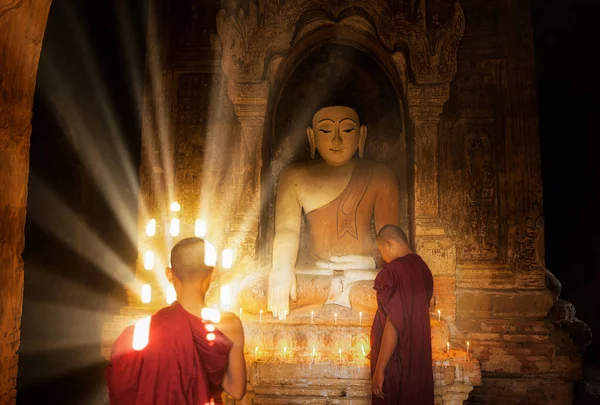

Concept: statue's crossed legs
[[233, 268, 378, 316]]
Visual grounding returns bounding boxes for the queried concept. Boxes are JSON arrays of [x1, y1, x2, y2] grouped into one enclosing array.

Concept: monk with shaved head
[[370, 225, 434, 404], [106, 237, 246, 405]]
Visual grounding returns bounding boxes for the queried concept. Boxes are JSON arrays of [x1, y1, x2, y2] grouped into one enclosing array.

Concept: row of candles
[[251, 344, 369, 362], [139, 201, 235, 304], [144, 202, 207, 238]]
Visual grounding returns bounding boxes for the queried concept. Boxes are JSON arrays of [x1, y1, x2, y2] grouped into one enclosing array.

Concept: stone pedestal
[[102, 305, 481, 404]]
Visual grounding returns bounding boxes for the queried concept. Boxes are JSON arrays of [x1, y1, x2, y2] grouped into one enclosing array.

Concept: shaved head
[[170, 237, 213, 282], [377, 224, 409, 245]]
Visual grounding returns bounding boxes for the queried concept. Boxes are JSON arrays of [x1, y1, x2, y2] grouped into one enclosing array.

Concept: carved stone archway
[[217, 0, 465, 319], [0, 1, 53, 403]]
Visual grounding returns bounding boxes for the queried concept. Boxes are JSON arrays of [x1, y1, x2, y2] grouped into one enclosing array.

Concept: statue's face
[[308, 106, 366, 166]]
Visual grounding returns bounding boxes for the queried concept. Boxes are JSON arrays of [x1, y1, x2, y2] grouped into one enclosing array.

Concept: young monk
[[106, 237, 246, 404], [370, 225, 434, 404]]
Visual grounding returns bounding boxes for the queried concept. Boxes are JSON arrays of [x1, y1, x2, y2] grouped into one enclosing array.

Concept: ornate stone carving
[[217, 0, 465, 85]]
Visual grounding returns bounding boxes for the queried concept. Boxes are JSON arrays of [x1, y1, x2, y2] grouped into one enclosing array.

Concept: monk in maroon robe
[[370, 225, 434, 404], [106, 238, 246, 405]]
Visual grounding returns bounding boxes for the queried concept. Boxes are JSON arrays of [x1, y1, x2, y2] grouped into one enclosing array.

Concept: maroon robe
[[370, 253, 434, 405], [106, 302, 233, 405]]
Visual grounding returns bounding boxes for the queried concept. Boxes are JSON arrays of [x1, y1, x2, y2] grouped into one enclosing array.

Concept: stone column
[[407, 83, 457, 319], [0, 1, 52, 403], [226, 80, 269, 263]]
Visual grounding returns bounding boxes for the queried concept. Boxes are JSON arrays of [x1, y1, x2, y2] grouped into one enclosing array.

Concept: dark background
[[16, 0, 600, 404]]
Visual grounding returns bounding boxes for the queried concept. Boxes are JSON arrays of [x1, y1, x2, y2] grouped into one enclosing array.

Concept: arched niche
[[257, 39, 411, 266]]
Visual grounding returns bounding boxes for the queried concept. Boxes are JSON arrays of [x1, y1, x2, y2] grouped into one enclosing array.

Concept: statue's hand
[[267, 266, 297, 320], [316, 255, 377, 271]]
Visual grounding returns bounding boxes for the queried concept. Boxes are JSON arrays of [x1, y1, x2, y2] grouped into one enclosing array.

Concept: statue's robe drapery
[[302, 160, 400, 267], [370, 254, 434, 405], [106, 302, 232, 405]]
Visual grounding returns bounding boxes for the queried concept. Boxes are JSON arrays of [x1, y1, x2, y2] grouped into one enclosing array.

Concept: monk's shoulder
[[375, 261, 401, 286], [219, 312, 244, 343]]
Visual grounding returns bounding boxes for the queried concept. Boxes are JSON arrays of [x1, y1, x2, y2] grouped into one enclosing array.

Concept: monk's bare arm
[[221, 314, 247, 400], [272, 168, 303, 271], [374, 165, 401, 232], [375, 317, 399, 375]]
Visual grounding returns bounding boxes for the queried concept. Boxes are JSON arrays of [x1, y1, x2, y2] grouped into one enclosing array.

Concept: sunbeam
[[27, 172, 141, 294]]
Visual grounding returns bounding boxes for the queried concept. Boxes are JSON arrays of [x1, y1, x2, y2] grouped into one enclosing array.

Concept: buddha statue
[[264, 105, 401, 319]]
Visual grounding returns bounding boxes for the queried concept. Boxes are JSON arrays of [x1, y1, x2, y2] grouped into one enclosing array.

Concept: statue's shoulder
[[279, 160, 317, 181], [363, 160, 398, 182]]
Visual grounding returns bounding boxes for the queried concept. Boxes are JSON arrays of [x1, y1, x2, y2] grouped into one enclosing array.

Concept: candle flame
[[195, 219, 207, 237], [170, 202, 181, 212], [170, 218, 180, 236], [222, 248, 233, 269], [141, 284, 151, 304], [220, 285, 231, 311], [132, 315, 152, 351], [204, 241, 217, 266], [145, 219, 156, 236], [166, 284, 177, 304], [143, 251, 154, 270]]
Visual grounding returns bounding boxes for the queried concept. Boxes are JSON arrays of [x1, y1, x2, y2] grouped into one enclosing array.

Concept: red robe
[[106, 302, 233, 405], [370, 253, 434, 405]]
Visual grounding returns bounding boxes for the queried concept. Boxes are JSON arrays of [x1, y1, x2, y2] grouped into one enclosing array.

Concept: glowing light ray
[[145, 3, 175, 205], [27, 173, 139, 291], [37, 62, 141, 248], [62, 2, 148, 223]]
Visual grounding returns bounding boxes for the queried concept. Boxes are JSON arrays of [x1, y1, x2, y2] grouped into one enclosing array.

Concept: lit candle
[[132, 315, 152, 351], [338, 348, 342, 362], [361, 344, 366, 357], [359, 312, 363, 326], [204, 242, 217, 266], [283, 346, 287, 358], [170, 202, 181, 212], [467, 341, 470, 354], [311, 310, 314, 324], [222, 248, 233, 269], [255, 346, 259, 358], [143, 251, 154, 270], [141, 284, 151, 304], [166, 284, 177, 304], [334, 312, 337, 325], [145, 219, 156, 236], [220, 285, 231, 311], [312, 347, 316, 359], [259, 309, 263, 324], [239, 307, 243, 320], [195, 219, 207, 238], [438, 309, 441, 321], [447, 341, 450, 354], [170, 218, 180, 236]]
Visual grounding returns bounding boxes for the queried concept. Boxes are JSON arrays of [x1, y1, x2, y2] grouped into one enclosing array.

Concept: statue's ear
[[307, 127, 316, 159], [359, 125, 367, 158]]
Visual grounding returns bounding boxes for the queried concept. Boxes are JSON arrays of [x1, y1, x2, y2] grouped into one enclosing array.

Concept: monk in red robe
[[106, 237, 246, 404], [370, 225, 434, 404]]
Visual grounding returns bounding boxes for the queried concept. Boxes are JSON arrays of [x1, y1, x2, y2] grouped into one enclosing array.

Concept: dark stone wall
[[16, 2, 145, 404]]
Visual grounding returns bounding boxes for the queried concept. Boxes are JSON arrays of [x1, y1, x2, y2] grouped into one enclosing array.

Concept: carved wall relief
[[462, 129, 500, 260]]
